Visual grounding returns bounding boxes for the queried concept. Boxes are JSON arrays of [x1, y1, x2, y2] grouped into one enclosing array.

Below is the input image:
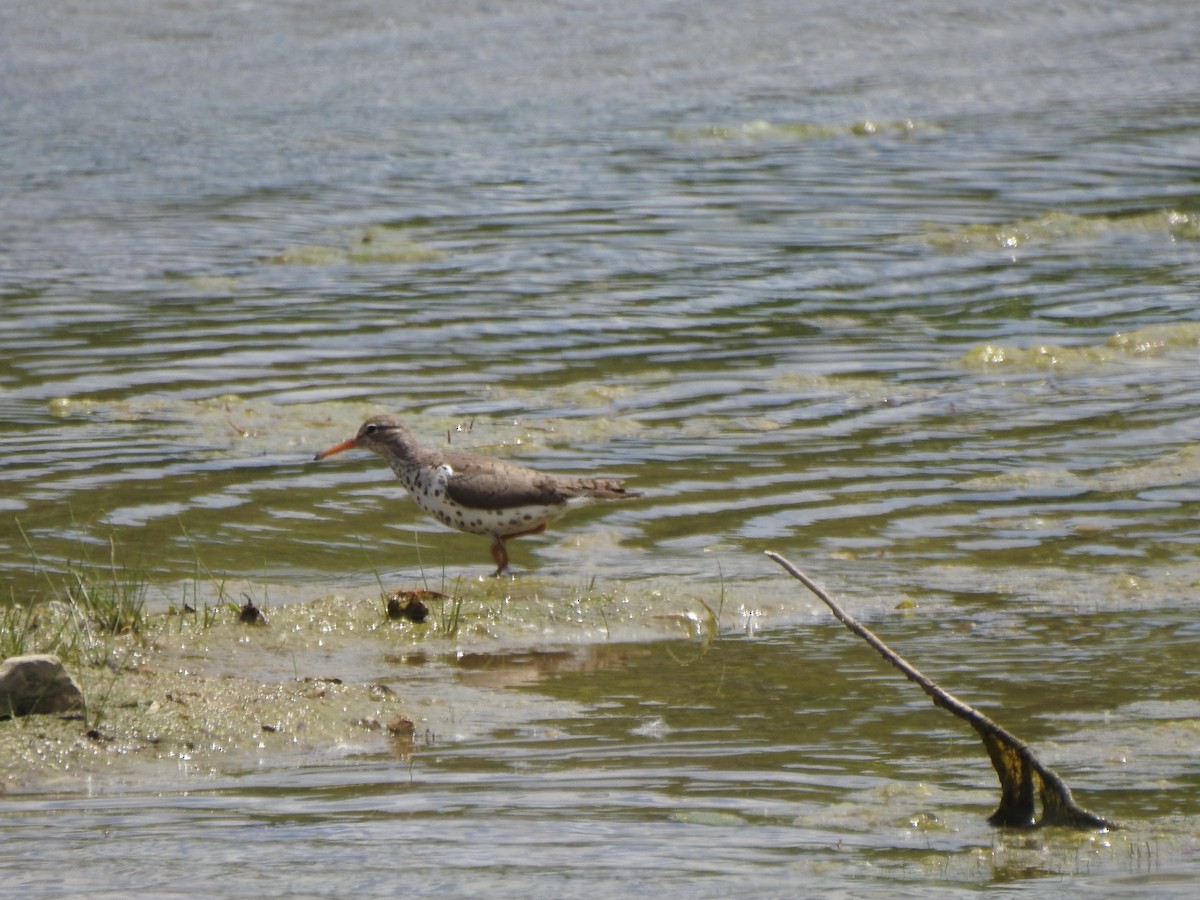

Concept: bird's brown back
[[435, 446, 639, 510]]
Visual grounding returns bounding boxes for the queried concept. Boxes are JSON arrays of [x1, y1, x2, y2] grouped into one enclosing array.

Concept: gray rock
[[0, 654, 85, 717]]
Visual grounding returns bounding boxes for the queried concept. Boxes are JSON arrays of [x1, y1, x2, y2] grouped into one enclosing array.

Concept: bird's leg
[[490, 537, 510, 577], [489, 524, 548, 576]]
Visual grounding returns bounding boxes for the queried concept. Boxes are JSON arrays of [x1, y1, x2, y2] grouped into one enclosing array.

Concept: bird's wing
[[443, 458, 570, 510]]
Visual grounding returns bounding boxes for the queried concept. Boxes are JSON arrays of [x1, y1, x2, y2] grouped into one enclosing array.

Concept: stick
[[766, 551, 1117, 830]]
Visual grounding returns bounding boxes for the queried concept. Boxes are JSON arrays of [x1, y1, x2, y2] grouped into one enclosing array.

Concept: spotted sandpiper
[[314, 415, 640, 575]]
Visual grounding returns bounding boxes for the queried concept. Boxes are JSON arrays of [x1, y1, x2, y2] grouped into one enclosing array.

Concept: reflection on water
[[3, 0, 1200, 894]]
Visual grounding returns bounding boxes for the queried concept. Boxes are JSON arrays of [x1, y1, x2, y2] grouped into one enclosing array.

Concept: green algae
[[672, 118, 929, 142], [961, 322, 1200, 372], [925, 209, 1200, 253], [267, 225, 444, 266]]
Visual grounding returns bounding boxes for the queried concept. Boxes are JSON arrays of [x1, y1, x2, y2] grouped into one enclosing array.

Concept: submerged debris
[[766, 551, 1118, 830], [238, 596, 268, 625], [385, 589, 440, 623], [387, 716, 416, 737]]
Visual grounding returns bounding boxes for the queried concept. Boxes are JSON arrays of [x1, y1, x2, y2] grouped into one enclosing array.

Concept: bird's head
[[313, 415, 409, 461]]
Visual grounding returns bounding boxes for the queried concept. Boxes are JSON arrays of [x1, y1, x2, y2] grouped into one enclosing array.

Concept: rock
[[0, 654, 85, 717]]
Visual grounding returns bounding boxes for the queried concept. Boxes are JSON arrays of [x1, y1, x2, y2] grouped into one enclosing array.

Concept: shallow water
[[2, 620, 1198, 897], [3, 0, 1200, 894]]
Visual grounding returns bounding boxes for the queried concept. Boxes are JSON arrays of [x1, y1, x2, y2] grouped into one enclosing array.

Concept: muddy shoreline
[[1, 577, 744, 792]]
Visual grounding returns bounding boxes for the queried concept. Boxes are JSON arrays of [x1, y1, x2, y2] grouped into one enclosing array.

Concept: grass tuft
[[5, 522, 150, 665]]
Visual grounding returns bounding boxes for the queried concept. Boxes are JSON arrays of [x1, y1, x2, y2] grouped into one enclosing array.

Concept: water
[[2, 620, 1196, 896], [2, 0, 1200, 894]]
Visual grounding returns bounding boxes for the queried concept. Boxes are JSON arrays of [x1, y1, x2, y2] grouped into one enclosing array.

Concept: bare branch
[[766, 551, 1117, 830]]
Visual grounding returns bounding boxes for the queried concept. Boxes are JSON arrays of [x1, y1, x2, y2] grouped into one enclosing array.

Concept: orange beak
[[313, 437, 359, 461]]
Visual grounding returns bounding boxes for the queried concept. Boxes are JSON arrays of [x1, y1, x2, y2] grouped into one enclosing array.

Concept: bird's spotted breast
[[396, 463, 568, 537]]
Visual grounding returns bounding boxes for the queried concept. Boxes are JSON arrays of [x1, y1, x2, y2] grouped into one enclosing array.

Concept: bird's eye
[[364, 424, 377, 435]]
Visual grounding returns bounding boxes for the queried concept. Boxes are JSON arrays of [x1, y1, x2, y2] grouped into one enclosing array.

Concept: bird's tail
[[576, 479, 641, 500]]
